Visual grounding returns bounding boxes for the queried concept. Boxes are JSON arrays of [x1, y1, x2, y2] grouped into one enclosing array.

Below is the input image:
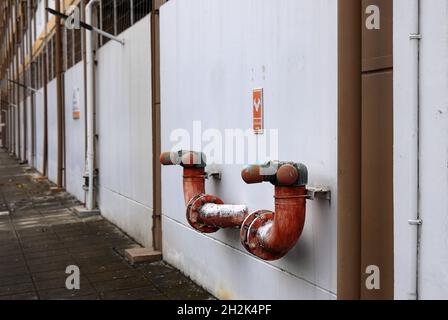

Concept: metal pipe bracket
[[306, 186, 331, 201]]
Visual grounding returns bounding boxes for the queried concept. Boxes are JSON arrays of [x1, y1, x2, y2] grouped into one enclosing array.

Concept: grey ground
[[0, 150, 213, 300]]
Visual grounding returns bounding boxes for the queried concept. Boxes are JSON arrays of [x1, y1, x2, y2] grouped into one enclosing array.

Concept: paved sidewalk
[[0, 150, 213, 300]]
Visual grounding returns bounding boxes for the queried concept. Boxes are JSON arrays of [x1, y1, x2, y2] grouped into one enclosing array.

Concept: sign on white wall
[[253, 88, 264, 134], [72, 87, 80, 120]]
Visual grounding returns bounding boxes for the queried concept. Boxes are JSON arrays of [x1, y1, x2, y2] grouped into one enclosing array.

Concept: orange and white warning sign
[[72, 87, 81, 120], [253, 88, 264, 134]]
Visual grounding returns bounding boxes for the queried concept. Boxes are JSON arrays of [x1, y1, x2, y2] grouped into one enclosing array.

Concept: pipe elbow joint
[[160, 150, 206, 168], [241, 161, 308, 261], [160, 151, 248, 234], [242, 161, 308, 187]]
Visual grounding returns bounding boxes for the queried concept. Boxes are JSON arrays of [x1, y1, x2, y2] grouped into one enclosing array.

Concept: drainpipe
[[8, 69, 12, 152], [82, 0, 88, 164], [55, 0, 64, 188], [151, 0, 167, 255], [42, 47, 48, 176], [10, 73, 13, 153], [6, 106, 9, 149], [85, 0, 100, 211], [42, 0, 49, 177], [15, 7, 21, 159], [240, 161, 308, 261], [160, 151, 249, 233], [28, 0, 35, 167], [20, 0, 27, 164], [406, 0, 422, 300]]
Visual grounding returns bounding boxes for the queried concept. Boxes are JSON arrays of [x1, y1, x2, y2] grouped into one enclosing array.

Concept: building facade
[[0, 0, 447, 300]]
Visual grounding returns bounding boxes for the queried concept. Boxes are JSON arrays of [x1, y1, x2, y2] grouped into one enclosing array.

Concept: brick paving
[[0, 150, 213, 300]]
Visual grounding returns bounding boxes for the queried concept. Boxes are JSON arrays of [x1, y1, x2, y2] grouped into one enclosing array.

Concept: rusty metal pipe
[[160, 151, 181, 166], [268, 187, 306, 253], [182, 167, 205, 206], [241, 161, 308, 261], [242, 162, 308, 186], [161, 150, 248, 233], [198, 203, 248, 228]]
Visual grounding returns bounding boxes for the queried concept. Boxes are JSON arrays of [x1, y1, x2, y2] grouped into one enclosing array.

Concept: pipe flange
[[240, 210, 286, 261], [186, 194, 223, 233], [241, 210, 269, 252]]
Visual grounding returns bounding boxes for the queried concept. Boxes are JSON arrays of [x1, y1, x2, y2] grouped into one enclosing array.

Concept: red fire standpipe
[[160, 151, 249, 233], [241, 161, 309, 261]]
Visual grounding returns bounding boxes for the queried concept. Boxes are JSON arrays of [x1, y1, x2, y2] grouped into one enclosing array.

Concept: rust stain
[[217, 287, 233, 300]]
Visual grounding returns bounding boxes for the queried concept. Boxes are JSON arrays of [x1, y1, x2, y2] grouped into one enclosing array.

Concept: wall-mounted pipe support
[[46, 8, 125, 45], [160, 151, 248, 233], [240, 161, 309, 261]]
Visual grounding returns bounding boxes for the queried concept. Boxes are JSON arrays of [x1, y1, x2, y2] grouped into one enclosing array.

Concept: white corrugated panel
[[96, 15, 153, 248]]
